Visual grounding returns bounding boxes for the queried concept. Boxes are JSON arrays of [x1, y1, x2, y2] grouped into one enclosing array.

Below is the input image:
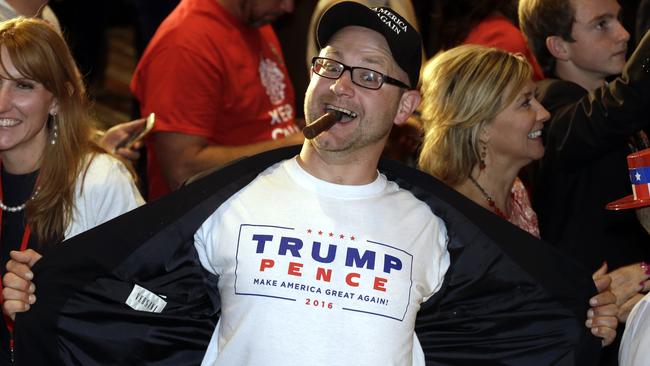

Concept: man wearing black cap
[[192, 3, 447, 364], [3, 2, 614, 365]]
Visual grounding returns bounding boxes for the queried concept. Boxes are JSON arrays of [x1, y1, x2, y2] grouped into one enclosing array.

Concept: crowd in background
[[0, 0, 649, 365]]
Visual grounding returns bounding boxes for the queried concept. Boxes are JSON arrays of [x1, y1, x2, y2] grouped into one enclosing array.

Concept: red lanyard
[[0, 212, 32, 253], [0, 165, 35, 360]]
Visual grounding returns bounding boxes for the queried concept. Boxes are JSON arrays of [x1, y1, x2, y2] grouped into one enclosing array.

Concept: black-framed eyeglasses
[[311, 57, 410, 90]]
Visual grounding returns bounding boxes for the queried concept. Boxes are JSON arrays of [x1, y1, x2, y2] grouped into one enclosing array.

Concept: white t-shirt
[[619, 292, 650, 365], [64, 153, 144, 239], [195, 157, 449, 365]]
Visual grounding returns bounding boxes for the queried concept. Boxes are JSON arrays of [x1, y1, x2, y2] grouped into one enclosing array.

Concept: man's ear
[[546, 35, 571, 61], [393, 90, 421, 126]]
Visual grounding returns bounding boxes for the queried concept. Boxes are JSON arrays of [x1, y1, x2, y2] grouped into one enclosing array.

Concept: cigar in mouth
[[303, 110, 343, 139]]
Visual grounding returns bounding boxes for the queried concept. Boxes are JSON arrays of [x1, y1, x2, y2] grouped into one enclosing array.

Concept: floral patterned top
[[507, 177, 540, 238]]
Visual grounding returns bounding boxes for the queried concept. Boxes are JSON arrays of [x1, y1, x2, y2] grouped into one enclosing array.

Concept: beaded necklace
[[468, 174, 507, 219], [0, 186, 40, 212]]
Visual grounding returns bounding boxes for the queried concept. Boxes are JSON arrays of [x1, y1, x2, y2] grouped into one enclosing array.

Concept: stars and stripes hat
[[607, 148, 650, 210], [316, 1, 422, 89]]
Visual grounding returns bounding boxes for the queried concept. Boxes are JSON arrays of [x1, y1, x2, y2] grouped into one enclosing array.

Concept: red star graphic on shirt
[[318, 230, 323, 235], [339, 234, 345, 239], [329, 232, 334, 237], [307, 229, 312, 234], [350, 235, 356, 241]]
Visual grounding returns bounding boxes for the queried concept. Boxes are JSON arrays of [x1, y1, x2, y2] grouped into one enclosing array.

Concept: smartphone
[[119, 112, 155, 150]]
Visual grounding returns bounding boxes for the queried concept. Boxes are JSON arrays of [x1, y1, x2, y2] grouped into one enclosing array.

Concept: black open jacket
[[15, 146, 600, 365]]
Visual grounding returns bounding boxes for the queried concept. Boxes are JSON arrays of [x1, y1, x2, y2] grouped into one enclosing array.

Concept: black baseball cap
[[316, 1, 422, 89]]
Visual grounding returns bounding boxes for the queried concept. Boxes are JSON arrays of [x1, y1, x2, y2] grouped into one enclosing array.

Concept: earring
[[50, 113, 58, 145], [479, 142, 487, 170]]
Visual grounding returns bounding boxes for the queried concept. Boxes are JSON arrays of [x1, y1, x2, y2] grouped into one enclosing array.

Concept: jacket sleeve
[[14, 183, 223, 365], [377, 160, 601, 366], [540, 29, 650, 169], [13, 146, 301, 366]]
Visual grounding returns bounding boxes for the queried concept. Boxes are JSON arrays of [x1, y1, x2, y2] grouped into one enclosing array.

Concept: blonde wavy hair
[[0, 17, 102, 245], [418, 45, 532, 186]]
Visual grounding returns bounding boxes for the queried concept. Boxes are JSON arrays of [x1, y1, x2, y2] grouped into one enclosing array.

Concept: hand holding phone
[[116, 112, 156, 150]]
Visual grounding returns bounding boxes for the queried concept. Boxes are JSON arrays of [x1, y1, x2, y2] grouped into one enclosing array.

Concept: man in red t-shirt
[[131, 0, 303, 200]]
